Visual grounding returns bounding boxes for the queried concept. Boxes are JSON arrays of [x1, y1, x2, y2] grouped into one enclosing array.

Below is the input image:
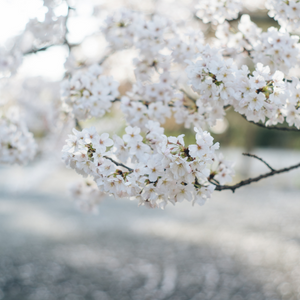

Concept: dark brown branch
[[211, 160, 300, 193], [104, 156, 133, 172], [23, 37, 79, 56], [180, 89, 197, 103], [99, 50, 115, 65], [242, 152, 274, 171], [24, 38, 81, 55], [24, 42, 66, 55], [111, 98, 120, 103], [241, 115, 300, 132], [75, 119, 82, 131], [242, 47, 253, 59]]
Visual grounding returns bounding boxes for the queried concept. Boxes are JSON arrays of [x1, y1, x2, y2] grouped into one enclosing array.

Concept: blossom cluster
[[186, 42, 300, 128], [252, 27, 300, 75], [195, 0, 242, 24], [101, 10, 300, 132], [0, 107, 37, 165], [102, 11, 228, 130], [0, 48, 22, 78], [25, 7, 66, 46], [211, 153, 235, 185], [266, 0, 300, 32], [62, 121, 235, 209], [69, 181, 105, 213], [216, 15, 300, 75], [284, 78, 300, 128], [103, 9, 173, 52], [3, 0, 300, 212], [103, 9, 176, 81], [61, 64, 120, 120], [186, 44, 238, 116]]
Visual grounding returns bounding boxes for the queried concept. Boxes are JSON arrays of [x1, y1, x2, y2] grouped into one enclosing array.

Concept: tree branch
[[211, 160, 300, 193], [241, 115, 300, 132], [104, 156, 133, 172], [180, 89, 198, 103], [98, 50, 115, 65], [242, 152, 274, 171], [75, 119, 82, 131], [24, 42, 69, 55]]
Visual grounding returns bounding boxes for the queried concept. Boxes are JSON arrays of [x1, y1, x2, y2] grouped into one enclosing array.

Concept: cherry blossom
[[0, 107, 37, 165], [62, 122, 230, 209]]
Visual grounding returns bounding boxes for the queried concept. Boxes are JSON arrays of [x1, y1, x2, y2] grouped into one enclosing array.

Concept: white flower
[[175, 184, 193, 202], [146, 158, 164, 182], [95, 133, 114, 153], [123, 126, 143, 145]]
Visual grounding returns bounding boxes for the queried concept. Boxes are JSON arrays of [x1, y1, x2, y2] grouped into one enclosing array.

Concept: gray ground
[[1, 152, 300, 300]]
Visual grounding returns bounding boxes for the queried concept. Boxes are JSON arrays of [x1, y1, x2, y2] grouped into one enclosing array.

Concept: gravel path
[[1, 184, 300, 300]]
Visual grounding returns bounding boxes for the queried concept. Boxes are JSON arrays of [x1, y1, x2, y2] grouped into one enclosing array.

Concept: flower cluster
[[69, 181, 105, 213], [120, 95, 172, 130], [102, 10, 225, 130], [0, 48, 22, 78], [231, 64, 287, 123], [103, 9, 176, 81], [62, 121, 231, 209], [3, 0, 300, 213], [0, 107, 37, 165], [252, 27, 300, 75], [211, 153, 235, 185], [102, 9, 139, 50], [25, 8, 66, 46], [284, 78, 300, 128], [216, 15, 300, 75], [195, 0, 242, 24], [215, 15, 261, 55], [186, 41, 300, 128], [266, 0, 300, 32], [186, 44, 237, 108], [61, 64, 120, 120], [169, 29, 204, 64]]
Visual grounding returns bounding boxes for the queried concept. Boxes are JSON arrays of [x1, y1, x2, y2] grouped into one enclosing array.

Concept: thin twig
[[63, 4, 72, 53], [242, 115, 299, 132], [242, 47, 253, 59], [104, 156, 133, 172], [99, 50, 115, 65], [242, 152, 274, 171], [75, 119, 82, 131], [24, 42, 68, 55], [24, 4, 78, 56], [180, 89, 197, 103], [211, 161, 300, 193], [111, 98, 121, 103], [210, 178, 220, 185]]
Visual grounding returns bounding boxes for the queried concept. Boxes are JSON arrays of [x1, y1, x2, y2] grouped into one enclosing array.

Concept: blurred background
[[1, 0, 300, 299]]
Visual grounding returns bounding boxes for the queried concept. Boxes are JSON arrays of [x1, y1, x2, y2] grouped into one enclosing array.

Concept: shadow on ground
[[0, 184, 300, 300]]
